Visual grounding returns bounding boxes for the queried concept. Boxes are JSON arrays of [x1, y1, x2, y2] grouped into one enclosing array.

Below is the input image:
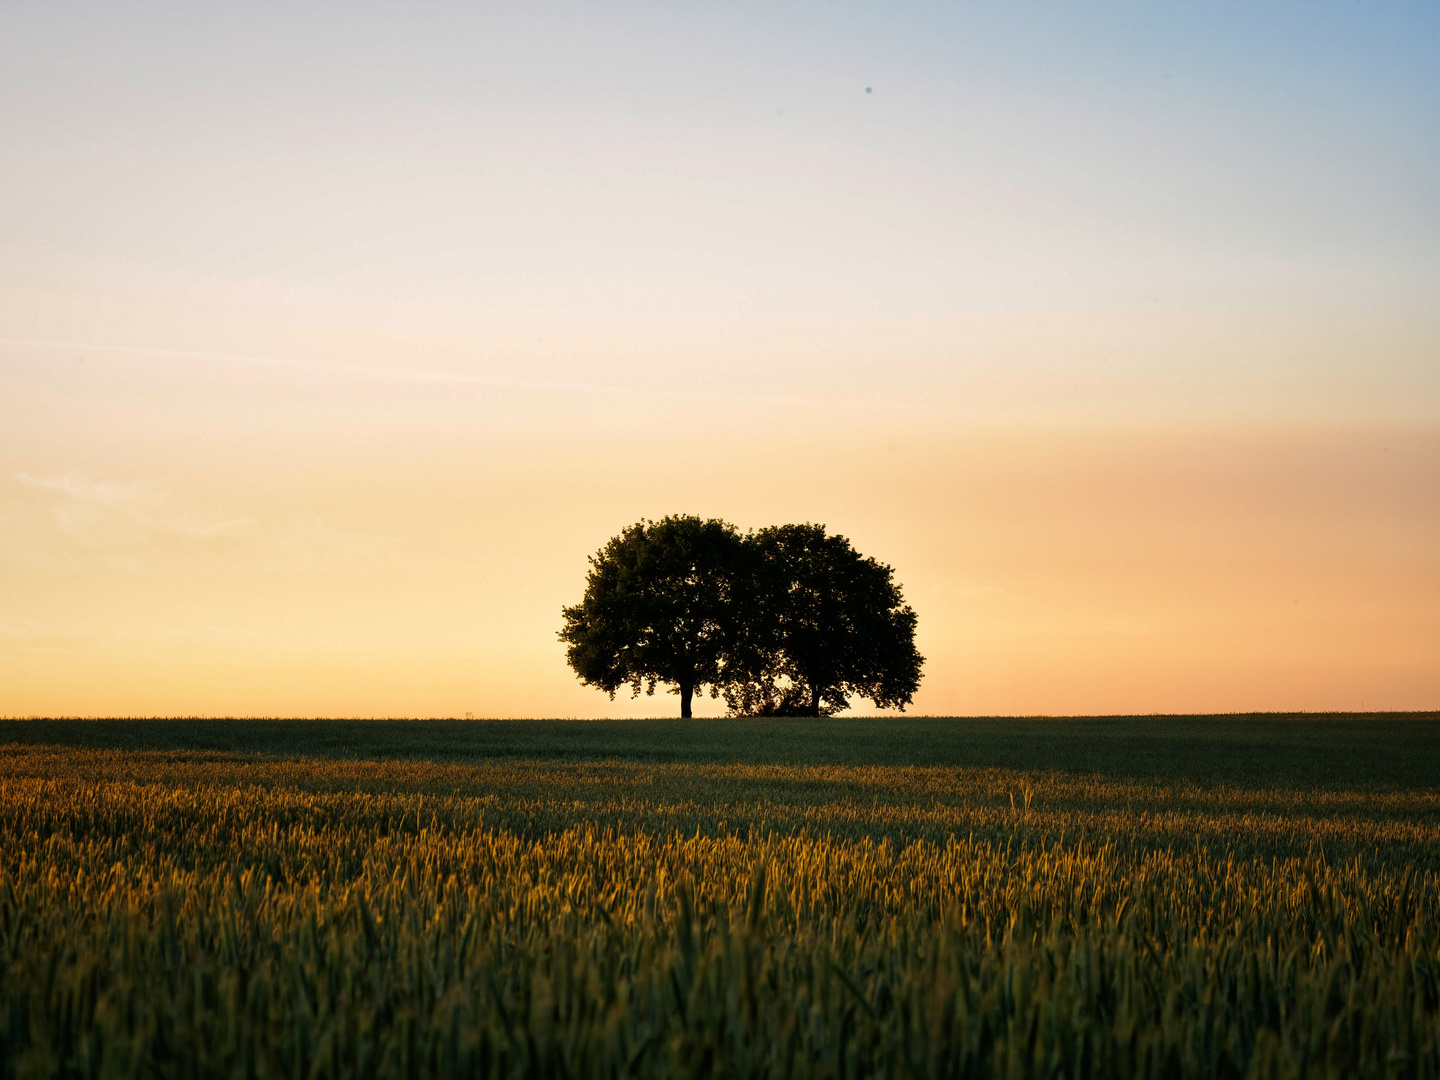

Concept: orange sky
[[2, 340, 1435, 717], [1, 3, 1437, 716]]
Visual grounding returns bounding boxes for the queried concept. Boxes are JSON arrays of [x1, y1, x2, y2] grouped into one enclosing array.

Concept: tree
[[727, 524, 923, 717], [558, 515, 752, 718]]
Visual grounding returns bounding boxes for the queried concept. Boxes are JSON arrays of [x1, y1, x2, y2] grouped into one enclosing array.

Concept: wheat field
[[1, 717, 1437, 1078]]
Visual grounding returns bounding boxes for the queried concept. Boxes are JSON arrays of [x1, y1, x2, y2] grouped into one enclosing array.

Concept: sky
[[1, 1, 1437, 717]]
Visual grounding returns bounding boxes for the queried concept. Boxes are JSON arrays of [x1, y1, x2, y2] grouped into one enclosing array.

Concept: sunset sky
[[2, 1, 1437, 717]]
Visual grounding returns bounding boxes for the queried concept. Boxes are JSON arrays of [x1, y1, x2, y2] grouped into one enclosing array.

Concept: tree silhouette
[[726, 524, 923, 717], [558, 515, 751, 718], [561, 518, 923, 718]]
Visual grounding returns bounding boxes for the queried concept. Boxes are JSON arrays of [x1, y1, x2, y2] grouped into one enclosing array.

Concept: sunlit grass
[[1, 720, 1437, 1077]]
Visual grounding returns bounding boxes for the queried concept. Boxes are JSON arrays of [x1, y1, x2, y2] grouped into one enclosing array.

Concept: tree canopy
[[558, 515, 751, 719], [728, 523, 923, 717], [559, 517, 922, 718]]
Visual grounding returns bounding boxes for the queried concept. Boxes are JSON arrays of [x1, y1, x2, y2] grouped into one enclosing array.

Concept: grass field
[[1, 715, 1437, 1077]]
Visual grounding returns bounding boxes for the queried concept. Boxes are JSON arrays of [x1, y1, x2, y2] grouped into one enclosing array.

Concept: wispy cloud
[[0, 336, 853, 409], [17, 471, 157, 506], [7, 471, 416, 576], [13, 471, 252, 544]]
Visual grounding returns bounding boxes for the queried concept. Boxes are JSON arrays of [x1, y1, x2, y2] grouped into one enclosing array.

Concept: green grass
[[4, 712, 1438, 787], [1, 714, 1437, 1078]]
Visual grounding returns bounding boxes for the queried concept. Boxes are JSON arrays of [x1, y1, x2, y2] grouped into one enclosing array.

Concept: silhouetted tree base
[[727, 683, 841, 719]]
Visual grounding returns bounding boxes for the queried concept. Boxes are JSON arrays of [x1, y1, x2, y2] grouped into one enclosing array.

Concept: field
[[1, 715, 1438, 1078]]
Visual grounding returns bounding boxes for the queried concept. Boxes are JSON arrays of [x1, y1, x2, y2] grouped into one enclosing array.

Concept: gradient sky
[[2, 1, 1437, 717]]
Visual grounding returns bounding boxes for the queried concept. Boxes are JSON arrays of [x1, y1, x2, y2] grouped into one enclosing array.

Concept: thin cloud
[[17, 471, 157, 505], [0, 336, 857, 409], [13, 471, 252, 541]]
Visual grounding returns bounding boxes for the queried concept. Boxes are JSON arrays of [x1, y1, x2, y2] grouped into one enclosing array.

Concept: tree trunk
[[680, 683, 694, 719], [809, 685, 823, 717]]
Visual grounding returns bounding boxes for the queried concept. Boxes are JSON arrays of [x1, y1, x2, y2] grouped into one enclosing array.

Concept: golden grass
[[2, 744, 1437, 1077]]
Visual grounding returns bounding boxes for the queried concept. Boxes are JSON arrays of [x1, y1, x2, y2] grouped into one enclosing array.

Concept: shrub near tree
[[560, 517, 922, 717]]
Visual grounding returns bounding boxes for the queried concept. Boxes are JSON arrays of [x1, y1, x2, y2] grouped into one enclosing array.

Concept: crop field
[[1, 715, 1438, 1078]]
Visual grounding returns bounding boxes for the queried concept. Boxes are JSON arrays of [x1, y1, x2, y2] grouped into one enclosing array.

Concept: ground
[[1, 714, 1436, 1077]]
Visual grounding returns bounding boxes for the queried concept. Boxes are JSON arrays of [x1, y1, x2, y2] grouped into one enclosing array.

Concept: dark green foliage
[[558, 516, 751, 718], [559, 518, 923, 718], [728, 524, 923, 716]]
